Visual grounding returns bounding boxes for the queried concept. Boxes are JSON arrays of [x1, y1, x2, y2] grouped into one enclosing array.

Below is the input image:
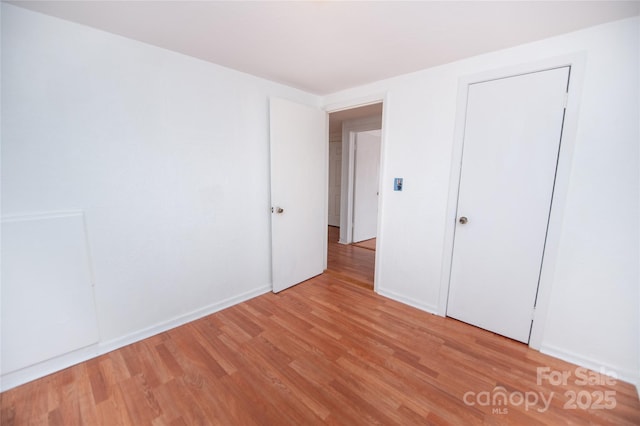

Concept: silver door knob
[[275, 207, 284, 214], [459, 216, 468, 224]]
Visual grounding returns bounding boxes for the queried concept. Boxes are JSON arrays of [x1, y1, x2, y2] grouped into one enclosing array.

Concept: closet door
[[447, 67, 570, 343]]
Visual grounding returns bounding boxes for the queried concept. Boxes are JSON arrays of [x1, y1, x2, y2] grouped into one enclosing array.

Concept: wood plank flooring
[[352, 238, 376, 251], [2, 227, 639, 425], [326, 226, 374, 290]]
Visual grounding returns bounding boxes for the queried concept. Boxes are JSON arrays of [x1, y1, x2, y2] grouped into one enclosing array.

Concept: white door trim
[[438, 53, 586, 350]]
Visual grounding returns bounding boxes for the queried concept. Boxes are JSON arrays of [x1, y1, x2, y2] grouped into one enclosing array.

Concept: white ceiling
[[7, 1, 640, 95]]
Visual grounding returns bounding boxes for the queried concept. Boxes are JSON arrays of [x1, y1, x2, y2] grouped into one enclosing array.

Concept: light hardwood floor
[[1, 227, 639, 425], [352, 238, 376, 251], [326, 227, 375, 291]]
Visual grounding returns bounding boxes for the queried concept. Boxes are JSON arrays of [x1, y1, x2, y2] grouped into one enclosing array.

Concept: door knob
[[459, 216, 468, 224], [275, 207, 284, 214]]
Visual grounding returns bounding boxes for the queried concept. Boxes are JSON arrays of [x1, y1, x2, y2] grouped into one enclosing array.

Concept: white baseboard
[[374, 290, 640, 390], [0, 284, 271, 392], [376, 288, 439, 315], [540, 343, 637, 385]]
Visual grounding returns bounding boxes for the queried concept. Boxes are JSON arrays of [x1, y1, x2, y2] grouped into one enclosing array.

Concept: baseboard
[[0, 284, 271, 392], [540, 343, 637, 385], [376, 288, 439, 315]]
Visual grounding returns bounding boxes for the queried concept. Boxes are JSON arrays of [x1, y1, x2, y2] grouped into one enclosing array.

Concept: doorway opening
[[326, 103, 383, 290]]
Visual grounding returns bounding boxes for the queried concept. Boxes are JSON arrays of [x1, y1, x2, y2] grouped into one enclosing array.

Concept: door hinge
[[563, 93, 569, 109], [531, 306, 536, 320]]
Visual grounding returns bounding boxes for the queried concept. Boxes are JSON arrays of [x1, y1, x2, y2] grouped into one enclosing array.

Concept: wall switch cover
[[394, 178, 403, 191]]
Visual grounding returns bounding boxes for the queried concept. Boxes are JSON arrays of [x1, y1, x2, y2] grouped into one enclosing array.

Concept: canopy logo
[[463, 387, 553, 414]]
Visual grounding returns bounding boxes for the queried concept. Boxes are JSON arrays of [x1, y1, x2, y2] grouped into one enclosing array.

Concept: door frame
[[438, 53, 586, 350], [325, 94, 388, 293]]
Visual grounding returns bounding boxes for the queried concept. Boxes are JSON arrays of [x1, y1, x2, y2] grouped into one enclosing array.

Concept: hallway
[[326, 226, 375, 290]]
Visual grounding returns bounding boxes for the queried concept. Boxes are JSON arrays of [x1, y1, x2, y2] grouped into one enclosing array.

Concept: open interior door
[[270, 97, 327, 293], [352, 130, 381, 243]]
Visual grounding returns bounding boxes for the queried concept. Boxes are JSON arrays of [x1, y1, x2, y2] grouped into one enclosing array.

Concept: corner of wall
[[0, 283, 271, 392], [377, 288, 439, 315]]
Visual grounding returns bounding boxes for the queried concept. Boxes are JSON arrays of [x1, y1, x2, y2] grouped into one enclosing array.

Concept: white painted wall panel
[[1, 212, 98, 374]]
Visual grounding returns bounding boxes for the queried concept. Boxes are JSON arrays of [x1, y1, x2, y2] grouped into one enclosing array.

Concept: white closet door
[[447, 67, 570, 343]]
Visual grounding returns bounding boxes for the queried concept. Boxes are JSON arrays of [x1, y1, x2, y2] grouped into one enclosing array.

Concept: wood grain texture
[[2, 227, 638, 425], [327, 226, 375, 290], [352, 238, 376, 251]]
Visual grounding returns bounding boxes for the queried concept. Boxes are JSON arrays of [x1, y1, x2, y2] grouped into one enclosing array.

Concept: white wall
[[1, 4, 319, 389], [323, 17, 640, 382]]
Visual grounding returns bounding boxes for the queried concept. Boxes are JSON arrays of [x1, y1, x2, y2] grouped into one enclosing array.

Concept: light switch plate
[[394, 178, 403, 191]]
